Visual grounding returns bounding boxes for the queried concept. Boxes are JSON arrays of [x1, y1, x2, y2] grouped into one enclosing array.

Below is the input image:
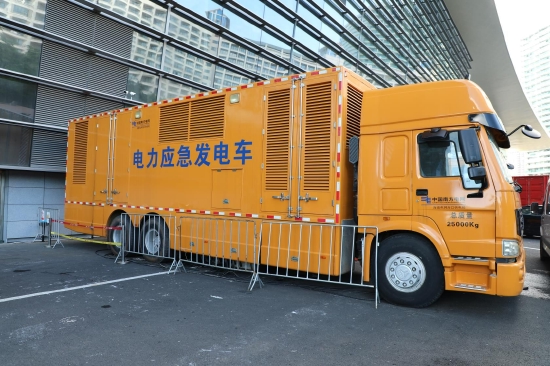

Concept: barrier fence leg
[[46, 221, 52, 248], [116, 226, 127, 265]]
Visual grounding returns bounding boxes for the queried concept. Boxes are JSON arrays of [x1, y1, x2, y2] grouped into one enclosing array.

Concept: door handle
[[416, 189, 428, 196], [100, 189, 107, 194]]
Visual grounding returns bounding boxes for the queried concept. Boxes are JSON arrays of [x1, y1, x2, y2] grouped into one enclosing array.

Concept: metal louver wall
[[44, 0, 95, 45], [346, 85, 362, 147], [39, 41, 129, 96], [72, 122, 88, 184], [303, 82, 332, 191], [265, 89, 291, 191], [30, 130, 67, 171], [85, 96, 124, 116], [159, 103, 190, 143], [189, 97, 225, 140], [45, 0, 132, 58], [35, 86, 86, 127]]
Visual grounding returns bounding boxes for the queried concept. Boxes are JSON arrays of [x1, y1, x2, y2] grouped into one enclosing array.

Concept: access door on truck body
[[92, 112, 131, 230], [261, 74, 337, 219]]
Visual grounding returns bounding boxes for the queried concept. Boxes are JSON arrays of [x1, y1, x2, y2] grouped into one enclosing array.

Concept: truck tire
[[141, 217, 170, 263], [107, 214, 132, 256], [541, 238, 550, 261], [377, 234, 444, 308]]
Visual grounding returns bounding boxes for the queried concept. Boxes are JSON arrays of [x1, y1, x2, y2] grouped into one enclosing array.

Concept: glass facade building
[[509, 25, 550, 175], [0, 0, 471, 241]]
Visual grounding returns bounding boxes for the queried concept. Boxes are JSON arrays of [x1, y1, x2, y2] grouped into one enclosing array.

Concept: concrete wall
[[3, 170, 76, 242]]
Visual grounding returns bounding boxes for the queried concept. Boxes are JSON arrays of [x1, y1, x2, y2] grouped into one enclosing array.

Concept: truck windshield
[[486, 127, 514, 184]]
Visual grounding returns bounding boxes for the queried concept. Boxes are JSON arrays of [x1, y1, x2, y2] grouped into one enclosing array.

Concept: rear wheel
[[541, 238, 550, 261], [141, 217, 170, 263], [377, 234, 444, 308], [107, 214, 131, 256]]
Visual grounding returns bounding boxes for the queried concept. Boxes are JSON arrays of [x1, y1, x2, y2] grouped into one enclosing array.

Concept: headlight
[[502, 239, 520, 257]]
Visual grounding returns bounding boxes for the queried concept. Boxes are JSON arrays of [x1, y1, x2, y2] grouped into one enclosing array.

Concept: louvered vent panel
[[18, 128, 32, 166], [72, 122, 88, 184], [35, 85, 86, 127], [159, 103, 190, 142], [44, 0, 95, 45], [87, 56, 129, 95], [346, 85, 362, 146], [40, 41, 89, 89], [304, 82, 332, 191], [265, 89, 291, 191], [30, 130, 67, 170], [93, 15, 133, 58], [85, 96, 124, 116], [189, 96, 225, 140]]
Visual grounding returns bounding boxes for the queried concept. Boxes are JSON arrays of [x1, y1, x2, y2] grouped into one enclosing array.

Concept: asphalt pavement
[[0, 237, 549, 366]]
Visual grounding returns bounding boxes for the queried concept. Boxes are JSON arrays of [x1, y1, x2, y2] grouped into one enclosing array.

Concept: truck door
[[261, 75, 336, 218], [412, 128, 496, 258], [297, 76, 336, 216], [109, 112, 130, 205], [92, 114, 111, 230]]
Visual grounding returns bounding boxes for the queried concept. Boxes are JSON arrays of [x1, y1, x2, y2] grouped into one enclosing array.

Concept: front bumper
[[496, 248, 526, 296]]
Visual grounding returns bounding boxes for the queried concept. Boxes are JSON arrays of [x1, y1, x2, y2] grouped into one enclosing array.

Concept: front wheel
[[377, 234, 444, 308], [141, 217, 170, 263]]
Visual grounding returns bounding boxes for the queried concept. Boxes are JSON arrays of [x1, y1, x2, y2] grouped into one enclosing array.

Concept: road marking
[[0, 272, 169, 303], [524, 247, 539, 251]]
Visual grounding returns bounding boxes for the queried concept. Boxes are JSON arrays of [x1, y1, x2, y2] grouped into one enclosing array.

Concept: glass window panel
[[163, 45, 215, 87], [234, 0, 265, 16], [259, 32, 291, 62], [0, 26, 42, 76], [213, 66, 251, 89], [0, 75, 36, 123], [278, 0, 297, 12], [168, 12, 219, 57], [297, 4, 322, 30], [217, 7, 261, 44], [126, 69, 159, 103], [295, 27, 320, 56], [0, 0, 46, 28], [0, 124, 31, 167], [158, 78, 200, 100], [263, 6, 293, 36], [319, 43, 343, 66], [97, 0, 166, 31], [323, 0, 345, 26], [131, 32, 162, 68], [177, 0, 217, 18], [292, 48, 322, 72]]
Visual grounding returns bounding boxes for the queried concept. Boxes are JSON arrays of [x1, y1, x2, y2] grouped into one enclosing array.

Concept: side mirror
[[349, 136, 359, 165], [521, 125, 542, 139], [458, 129, 482, 164]]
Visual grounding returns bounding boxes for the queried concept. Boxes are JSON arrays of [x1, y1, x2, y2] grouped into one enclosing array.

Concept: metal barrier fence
[[176, 216, 259, 288], [119, 213, 178, 271], [248, 221, 379, 307], [173, 216, 378, 307], [33, 207, 63, 248]]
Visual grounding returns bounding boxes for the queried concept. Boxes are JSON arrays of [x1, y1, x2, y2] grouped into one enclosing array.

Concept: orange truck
[[65, 66, 532, 307]]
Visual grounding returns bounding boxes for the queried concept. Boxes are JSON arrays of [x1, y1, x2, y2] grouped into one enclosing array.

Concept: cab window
[[418, 131, 482, 189]]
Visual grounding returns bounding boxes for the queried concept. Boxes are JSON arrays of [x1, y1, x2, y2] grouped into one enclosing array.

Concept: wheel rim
[[385, 252, 426, 293], [112, 227, 121, 244], [144, 228, 160, 255]]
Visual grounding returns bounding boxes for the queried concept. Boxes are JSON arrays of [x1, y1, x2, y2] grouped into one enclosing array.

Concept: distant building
[[515, 25, 550, 175]]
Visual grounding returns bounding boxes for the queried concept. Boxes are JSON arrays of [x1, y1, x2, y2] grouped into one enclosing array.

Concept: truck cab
[[357, 80, 526, 306]]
